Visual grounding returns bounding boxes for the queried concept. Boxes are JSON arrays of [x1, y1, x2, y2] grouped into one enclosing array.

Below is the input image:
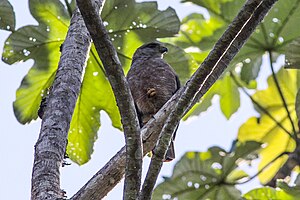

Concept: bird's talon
[[147, 88, 156, 98]]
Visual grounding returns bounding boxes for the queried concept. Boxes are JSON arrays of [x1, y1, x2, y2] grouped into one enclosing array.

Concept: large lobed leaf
[[153, 141, 261, 200], [0, 0, 15, 31], [238, 68, 299, 184], [2, 0, 70, 123], [1, 0, 188, 164], [102, 0, 181, 72]]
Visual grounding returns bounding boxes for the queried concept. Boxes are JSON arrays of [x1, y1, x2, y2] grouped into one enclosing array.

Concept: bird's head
[[132, 42, 168, 61]]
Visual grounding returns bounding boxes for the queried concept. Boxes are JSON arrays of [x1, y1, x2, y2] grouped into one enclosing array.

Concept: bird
[[126, 42, 180, 162]]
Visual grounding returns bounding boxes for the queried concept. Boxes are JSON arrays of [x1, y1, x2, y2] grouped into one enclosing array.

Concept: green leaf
[[3, 0, 70, 123], [67, 45, 122, 164], [171, 0, 300, 119], [243, 187, 295, 200], [163, 13, 224, 50], [183, 73, 240, 120], [153, 141, 261, 200], [182, 86, 216, 120], [102, 0, 180, 72], [286, 38, 300, 69], [225, 169, 248, 183], [218, 74, 240, 119], [0, 0, 15, 31], [183, 0, 300, 62], [238, 68, 298, 184], [3, 0, 181, 164], [181, 0, 234, 15], [240, 57, 262, 84], [164, 43, 198, 84], [243, 180, 300, 200]]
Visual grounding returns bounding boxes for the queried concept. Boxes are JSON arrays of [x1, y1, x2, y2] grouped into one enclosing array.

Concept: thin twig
[[233, 152, 290, 185], [64, 0, 73, 17], [268, 51, 297, 142]]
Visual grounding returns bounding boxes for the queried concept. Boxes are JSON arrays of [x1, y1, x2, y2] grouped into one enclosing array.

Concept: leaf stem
[[64, 0, 73, 18], [268, 51, 297, 141], [230, 72, 294, 138], [234, 151, 289, 185]]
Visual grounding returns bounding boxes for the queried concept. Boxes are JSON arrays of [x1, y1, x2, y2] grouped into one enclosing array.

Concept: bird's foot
[[147, 88, 156, 98]]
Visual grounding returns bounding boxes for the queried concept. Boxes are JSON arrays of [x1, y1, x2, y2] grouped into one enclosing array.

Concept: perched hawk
[[126, 42, 180, 161]]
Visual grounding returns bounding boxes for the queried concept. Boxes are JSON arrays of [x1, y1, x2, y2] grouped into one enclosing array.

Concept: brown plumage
[[126, 42, 180, 161]]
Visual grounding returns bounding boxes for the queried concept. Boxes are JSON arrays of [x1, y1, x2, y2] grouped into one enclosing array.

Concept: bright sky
[[0, 0, 275, 199]]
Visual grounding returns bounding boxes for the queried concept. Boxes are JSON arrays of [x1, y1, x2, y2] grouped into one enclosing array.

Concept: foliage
[[1, 0, 196, 164], [2, 0, 300, 198], [238, 68, 298, 184], [153, 141, 261, 200], [156, 0, 300, 198], [166, 0, 300, 119]]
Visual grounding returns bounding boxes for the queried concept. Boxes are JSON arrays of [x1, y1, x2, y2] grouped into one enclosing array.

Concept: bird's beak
[[160, 46, 168, 54]]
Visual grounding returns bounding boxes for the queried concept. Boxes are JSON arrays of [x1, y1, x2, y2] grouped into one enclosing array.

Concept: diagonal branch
[[139, 1, 278, 198], [76, 0, 142, 199], [71, 0, 278, 199], [185, 0, 278, 116]]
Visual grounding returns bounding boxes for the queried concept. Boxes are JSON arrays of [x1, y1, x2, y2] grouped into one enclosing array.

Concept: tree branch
[[185, 0, 277, 115], [71, 0, 278, 199], [31, 7, 95, 200], [139, 97, 181, 200], [140, 0, 278, 198], [76, 0, 142, 199]]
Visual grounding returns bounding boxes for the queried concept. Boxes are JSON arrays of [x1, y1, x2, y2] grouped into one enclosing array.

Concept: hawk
[[126, 42, 180, 161]]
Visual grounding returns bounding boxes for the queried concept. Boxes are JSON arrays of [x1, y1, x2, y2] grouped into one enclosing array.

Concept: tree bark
[[76, 0, 142, 199], [31, 2, 103, 199]]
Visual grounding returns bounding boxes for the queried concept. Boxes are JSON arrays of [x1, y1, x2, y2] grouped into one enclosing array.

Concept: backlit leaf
[[2, 0, 182, 164], [238, 68, 298, 184]]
